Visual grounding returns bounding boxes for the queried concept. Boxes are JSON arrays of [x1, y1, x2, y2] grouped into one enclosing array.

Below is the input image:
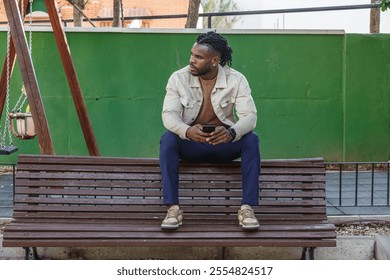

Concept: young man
[[160, 31, 261, 230]]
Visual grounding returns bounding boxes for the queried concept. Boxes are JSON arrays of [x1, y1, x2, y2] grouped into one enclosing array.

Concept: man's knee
[[160, 131, 179, 153], [160, 131, 176, 144], [242, 132, 259, 146]]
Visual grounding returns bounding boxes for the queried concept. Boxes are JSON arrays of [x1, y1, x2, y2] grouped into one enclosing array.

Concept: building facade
[[0, 0, 189, 28]]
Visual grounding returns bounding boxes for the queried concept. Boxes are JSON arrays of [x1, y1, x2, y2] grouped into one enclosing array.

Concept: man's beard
[[190, 64, 212, 77]]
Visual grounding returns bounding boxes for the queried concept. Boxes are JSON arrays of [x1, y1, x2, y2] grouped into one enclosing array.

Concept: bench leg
[[215, 247, 227, 260], [23, 247, 39, 260], [300, 247, 316, 260]]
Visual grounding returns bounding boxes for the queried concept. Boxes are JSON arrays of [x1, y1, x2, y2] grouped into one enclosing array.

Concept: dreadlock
[[196, 31, 233, 67]]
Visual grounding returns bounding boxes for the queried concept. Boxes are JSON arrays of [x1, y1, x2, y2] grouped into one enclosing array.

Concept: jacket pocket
[[180, 96, 197, 124], [220, 97, 235, 114], [180, 96, 195, 108]]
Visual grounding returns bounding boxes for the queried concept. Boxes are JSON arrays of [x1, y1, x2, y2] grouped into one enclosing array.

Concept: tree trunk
[[113, 0, 121, 27], [185, 0, 201, 28], [73, 0, 84, 27], [370, 0, 380, 33]]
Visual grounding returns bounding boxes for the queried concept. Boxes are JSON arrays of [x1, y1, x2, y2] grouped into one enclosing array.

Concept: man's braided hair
[[196, 31, 233, 67]]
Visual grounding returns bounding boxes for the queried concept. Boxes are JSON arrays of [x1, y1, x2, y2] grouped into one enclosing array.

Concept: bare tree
[[113, 0, 122, 27], [185, 0, 201, 28], [370, 0, 380, 33], [72, 0, 88, 27], [202, 0, 240, 29]]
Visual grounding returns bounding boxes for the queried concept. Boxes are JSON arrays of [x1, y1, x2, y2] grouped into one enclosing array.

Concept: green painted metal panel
[[0, 30, 388, 164], [344, 34, 390, 161], [28, 0, 48, 13]]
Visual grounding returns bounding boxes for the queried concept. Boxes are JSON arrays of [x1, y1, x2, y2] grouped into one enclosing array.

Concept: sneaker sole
[[239, 222, 260, 230], [161, 222, 182, 230]]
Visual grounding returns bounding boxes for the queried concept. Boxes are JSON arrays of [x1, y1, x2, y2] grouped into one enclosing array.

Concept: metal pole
[[3, 0, 55, 155], [44, 0, 100, 156], [0, 0, 29, 118]]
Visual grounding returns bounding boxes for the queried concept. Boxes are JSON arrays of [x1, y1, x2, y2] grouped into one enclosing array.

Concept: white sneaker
[[238, 204, 260, 230], [161, 205, 183, 229]]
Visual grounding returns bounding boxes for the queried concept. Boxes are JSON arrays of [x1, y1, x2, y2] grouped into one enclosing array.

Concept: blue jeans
[[159, 131, 261, 206]]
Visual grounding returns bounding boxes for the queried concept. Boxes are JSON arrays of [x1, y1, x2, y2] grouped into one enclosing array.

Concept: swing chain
[[1, 0, 35, 149], [12, 86, 28, 113], [29, 0, 33, 56], [21, 0, 33, 57], [1, 25, 13, 148], [12, 0, 33, 113]]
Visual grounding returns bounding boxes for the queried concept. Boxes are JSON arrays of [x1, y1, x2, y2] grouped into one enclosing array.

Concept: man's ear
[[212, 56, 220, 67]]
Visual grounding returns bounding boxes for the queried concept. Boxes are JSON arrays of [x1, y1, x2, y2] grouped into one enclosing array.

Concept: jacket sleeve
[[162, 74, 190, 139], [230, 75, 257, 141]]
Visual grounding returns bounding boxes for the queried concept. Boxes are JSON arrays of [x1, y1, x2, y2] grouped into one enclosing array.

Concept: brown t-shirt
[[192, 76, 224, 127]]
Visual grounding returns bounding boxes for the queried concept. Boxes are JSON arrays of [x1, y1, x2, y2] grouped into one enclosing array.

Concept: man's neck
[[199, 66, 218, 80]]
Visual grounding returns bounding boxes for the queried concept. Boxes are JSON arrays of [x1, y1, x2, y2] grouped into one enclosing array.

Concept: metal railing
[[325, 162, 390, 208], [0, 3, 381, 28]]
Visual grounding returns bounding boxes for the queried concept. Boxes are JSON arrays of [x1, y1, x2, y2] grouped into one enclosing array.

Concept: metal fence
[[325, 162, 390, 216], [0, 3, 381, 28]]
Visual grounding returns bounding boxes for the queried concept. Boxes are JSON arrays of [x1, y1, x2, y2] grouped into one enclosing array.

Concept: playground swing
[[0, 0, 36, 155], [9, 86, 36, 140], [2, 0, 100, 156]]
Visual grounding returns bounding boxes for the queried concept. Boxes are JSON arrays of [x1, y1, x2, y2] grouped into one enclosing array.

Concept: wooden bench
[[3, 154, 336, 259]]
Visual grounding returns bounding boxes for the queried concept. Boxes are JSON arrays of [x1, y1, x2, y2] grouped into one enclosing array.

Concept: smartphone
[[202, 124, 216, 133]]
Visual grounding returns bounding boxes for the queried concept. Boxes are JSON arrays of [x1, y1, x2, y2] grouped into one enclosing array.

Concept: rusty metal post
[[44, 0, 100, 156], [0, 0, 28, 118], [3, 0, 55, 155]]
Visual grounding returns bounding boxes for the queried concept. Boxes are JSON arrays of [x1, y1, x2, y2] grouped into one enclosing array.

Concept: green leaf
[[380, 0, 390, 11]]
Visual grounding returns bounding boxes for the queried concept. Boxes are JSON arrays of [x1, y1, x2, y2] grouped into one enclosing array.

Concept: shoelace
[[167, 209, 179, 218], [241, 208, 254, 219]]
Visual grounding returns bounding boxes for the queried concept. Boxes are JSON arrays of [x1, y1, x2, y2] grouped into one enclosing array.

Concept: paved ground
[[326, 171, 390, 215], [0, 171, 389, 217], [0, 174, 13, 218]]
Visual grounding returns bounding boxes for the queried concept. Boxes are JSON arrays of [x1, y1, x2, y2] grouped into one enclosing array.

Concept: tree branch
[[66, 0, 96, 27]]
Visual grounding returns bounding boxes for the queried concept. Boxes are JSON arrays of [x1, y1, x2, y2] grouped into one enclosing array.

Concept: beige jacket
[[162, 65, 257, 141]]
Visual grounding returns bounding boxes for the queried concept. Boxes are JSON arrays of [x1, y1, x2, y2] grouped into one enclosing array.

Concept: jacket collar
[[189, 64, 228, 89]]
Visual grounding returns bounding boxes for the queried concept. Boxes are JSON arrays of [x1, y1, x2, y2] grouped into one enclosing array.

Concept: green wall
[[0, 29, 389, 163]]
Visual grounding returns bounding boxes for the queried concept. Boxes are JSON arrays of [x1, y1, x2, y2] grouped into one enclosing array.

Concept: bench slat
[[14, 197, 326, 207], [3, 238, 335, 248], [4, 223, 335, 232], [5, 230, 336, 240], [15, 172, 324, 183], [11, 208, 328, 220], [16, 163, 325, 175], [16, 154, 324, 166]]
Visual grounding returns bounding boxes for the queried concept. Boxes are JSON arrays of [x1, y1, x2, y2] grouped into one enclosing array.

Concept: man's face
[[189, 43, 218, 77]]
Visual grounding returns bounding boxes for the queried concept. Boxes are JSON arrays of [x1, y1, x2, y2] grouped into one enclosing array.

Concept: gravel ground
[[336, 222, 390, 236]]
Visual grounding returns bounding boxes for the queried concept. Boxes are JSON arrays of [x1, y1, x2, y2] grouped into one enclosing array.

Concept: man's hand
[[186, 125, 233, 144], [206, 126, 233, 145], [186, 124, 209, 142]]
